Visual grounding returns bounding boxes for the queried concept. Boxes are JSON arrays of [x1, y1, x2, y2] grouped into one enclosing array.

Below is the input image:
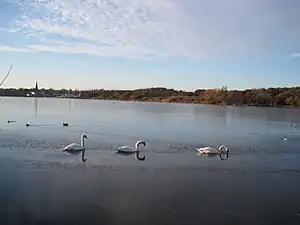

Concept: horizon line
[[0, 85, 299, 92]]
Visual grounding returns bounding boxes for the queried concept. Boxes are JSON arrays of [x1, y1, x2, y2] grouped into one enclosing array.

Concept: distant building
[[27, 81, 39, 97], [35, 81, 38, 92]]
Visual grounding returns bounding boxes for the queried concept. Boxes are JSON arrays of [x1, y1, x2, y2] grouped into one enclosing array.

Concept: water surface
[[0, 97, 300, 225]]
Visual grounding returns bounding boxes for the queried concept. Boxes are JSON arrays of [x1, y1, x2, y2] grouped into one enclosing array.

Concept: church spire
[[35, 81, 38, 91]]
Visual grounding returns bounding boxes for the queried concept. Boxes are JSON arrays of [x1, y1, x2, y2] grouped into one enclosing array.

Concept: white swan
[[63, 133, 88, 162], [116, 140, 146, 161], [196, 145, 229, 155]]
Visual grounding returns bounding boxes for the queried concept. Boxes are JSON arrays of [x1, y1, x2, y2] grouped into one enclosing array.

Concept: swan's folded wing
[[64, 143, 83, 151], [196, 147, 209, 151], [196, 147, 216, 154], [116, 146, 136, 153]]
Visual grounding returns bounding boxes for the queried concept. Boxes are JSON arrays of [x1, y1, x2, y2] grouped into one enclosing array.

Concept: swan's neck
[[135, 141, 145, 151], [135, 142, 140, 151], [81, 136, 85, 147]]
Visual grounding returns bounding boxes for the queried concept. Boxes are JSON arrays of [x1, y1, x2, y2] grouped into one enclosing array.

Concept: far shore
[[1, 86, 299, 108], [1, 95, 299, 109]]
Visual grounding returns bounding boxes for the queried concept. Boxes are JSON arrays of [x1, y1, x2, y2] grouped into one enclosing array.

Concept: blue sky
[[0, 0, 300, 91]]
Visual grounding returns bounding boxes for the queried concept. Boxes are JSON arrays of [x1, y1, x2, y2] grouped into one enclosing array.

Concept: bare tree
[[0, 65, 13, 87]]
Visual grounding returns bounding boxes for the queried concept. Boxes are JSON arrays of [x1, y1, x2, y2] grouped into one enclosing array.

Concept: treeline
[[79, 86, 300, 108], [0, 86, 300, 108]]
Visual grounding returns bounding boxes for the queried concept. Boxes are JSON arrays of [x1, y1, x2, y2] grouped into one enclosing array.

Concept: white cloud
[[0, 45, 31, 52], [3, 0, 300, 59]]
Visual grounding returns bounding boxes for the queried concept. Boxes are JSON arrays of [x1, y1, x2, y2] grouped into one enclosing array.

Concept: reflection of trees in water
[[193, 105, 227, 131], [130, 101, 186, 114], [193, 104, 227, 118], [192, 105, 276, 135], [32, 98, 76, 119], [68, 98, 75, 109], [34, 97, 38, 117]]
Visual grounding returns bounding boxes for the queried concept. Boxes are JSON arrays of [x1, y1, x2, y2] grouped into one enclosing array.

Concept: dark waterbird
[[25, 121, 60, 128]]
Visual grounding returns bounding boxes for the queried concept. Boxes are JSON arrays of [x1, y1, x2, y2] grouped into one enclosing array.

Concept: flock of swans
[[60, 132, 230, 162], [5, 118, 233, 162], [38, 122, 299, 162], [5, 118, 230, 162], [62, 133, 147, 162], [4, 112, 299, 163], [9, 118, 297, 162]]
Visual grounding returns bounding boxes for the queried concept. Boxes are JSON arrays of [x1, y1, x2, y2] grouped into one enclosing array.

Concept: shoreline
[[1, 86, 299, 109], [1, 95, 299, 109]]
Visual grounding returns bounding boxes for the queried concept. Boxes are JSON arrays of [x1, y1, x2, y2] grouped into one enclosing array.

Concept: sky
[[0, 0, 300, 91]]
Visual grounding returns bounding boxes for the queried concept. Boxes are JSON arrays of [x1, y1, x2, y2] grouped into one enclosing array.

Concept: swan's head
[[218, 145, 229, 160], [82, 134, 88, 139], [219, 145, 229, 153], [135, 140, 146, 150]]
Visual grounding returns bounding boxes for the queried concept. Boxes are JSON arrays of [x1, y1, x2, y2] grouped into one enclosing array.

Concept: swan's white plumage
[[196, 147, 219, 155], [64, 143, 84, 151], [196, 145, 228, 155], [116, 146, 137, 153]]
